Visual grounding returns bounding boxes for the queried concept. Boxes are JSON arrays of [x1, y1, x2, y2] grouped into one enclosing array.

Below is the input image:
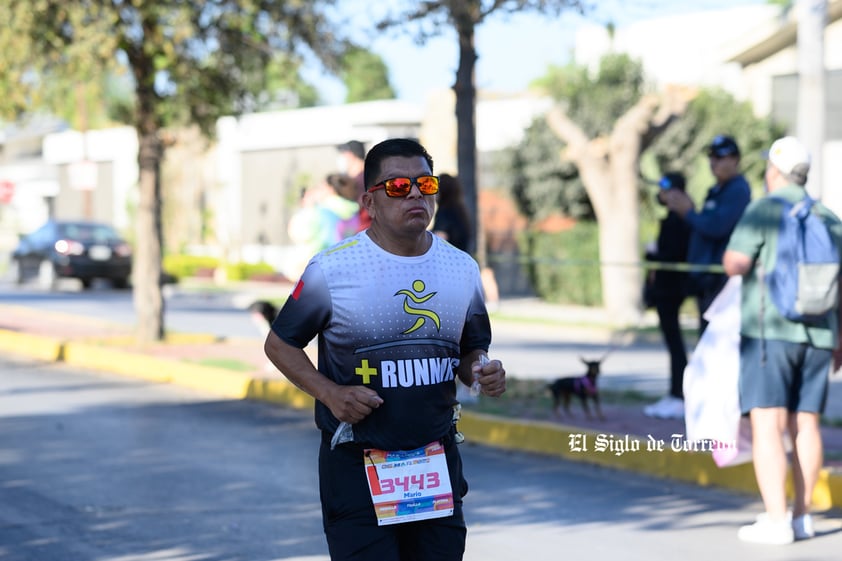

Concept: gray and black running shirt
[[271, 231, 491, 451]]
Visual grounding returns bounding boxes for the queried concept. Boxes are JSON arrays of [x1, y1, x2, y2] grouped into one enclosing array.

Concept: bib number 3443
[[364, 441, 454, 526]]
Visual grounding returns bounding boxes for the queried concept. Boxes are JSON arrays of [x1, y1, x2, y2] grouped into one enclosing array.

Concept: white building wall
[[42, 127, 138, 230]]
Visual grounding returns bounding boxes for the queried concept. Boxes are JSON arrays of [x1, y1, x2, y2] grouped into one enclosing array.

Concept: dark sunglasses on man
[[368, 175, 440, 198]]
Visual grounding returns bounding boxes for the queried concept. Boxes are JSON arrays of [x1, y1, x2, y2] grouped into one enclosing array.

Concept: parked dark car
[[10, 220, 132, 290]]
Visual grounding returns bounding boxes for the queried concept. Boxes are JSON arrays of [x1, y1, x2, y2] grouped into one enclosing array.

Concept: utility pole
[[796, 0, 827, 199]]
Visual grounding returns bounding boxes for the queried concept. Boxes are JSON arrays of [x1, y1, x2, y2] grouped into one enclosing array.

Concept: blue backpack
[[765, 195, 840, 323]]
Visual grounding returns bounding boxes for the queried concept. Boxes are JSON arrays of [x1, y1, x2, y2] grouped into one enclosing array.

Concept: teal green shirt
[[725, 184, 842, 348]]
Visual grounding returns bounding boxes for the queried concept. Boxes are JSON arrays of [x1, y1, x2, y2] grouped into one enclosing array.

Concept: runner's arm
[[264, 331, 382, 423]]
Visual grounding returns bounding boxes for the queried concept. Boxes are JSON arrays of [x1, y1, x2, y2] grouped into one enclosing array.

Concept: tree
[[341, 47, 396, 103], [3, 1, 345, 343], [514, 60, 779, 318], [498, 118, 593, 222], [374, 0, 584, 260], [541, 54, 690, 324]]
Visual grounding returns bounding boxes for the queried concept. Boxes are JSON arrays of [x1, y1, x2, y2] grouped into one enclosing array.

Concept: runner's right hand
[[326, 384, 383, 424]]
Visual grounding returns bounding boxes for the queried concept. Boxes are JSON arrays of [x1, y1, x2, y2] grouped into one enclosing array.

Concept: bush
[[162, 255, 276, 282], [519, 222, 602, 306], [224, 262, 276, 281], [162, 255, 219, 279]]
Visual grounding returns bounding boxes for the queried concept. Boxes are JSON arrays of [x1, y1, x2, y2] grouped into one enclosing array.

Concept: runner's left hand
[[471, 357, 506, 397]]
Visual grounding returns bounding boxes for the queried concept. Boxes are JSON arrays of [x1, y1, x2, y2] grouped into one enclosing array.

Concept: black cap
[[707, 135, 740, 158], [337, 140, 365, 160]]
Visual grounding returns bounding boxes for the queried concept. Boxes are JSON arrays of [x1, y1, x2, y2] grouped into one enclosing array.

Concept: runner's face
[[367, 155, 436, 233]]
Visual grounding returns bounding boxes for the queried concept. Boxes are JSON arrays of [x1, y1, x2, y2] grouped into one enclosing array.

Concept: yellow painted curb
[[0, 329, 64, 362], [62, 341, 252, 399], [459, 410, 839, 510], [247, 378, 315, 410]]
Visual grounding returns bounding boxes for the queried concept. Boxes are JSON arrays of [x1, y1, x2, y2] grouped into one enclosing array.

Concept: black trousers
[[656, 293, 687, 399], [318, 431, 468, 561]]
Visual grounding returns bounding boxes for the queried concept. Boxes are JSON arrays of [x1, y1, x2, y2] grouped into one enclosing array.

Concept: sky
[[305, 0, 767, 105]]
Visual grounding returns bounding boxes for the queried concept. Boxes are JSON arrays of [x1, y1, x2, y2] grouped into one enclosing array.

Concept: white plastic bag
[[683, 276, 751, 466]]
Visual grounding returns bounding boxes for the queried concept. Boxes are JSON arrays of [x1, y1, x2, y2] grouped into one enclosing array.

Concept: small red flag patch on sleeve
[[291, 279, 304, 300]]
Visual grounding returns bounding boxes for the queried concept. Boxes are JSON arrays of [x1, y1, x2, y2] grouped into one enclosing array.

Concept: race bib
[[364, 441, 454, 526]]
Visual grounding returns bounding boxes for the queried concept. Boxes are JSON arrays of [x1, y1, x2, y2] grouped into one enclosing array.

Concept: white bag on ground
[[683, 276, 752, 466]]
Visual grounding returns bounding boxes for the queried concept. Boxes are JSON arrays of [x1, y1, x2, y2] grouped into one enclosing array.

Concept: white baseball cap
[[767, 136, 811, 178]]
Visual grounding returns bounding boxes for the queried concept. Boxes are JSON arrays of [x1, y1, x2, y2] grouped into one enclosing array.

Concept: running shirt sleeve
[[270, 260, 332, 349]]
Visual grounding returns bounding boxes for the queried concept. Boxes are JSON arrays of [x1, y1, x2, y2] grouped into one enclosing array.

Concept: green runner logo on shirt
[[395, 280, 441, 334]]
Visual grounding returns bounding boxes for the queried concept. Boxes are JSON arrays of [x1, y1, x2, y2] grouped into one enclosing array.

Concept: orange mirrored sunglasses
[[368, 175, 440, 197]]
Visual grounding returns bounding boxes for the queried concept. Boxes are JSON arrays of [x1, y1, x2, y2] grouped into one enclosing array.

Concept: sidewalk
[[1, 288, 841, 511]]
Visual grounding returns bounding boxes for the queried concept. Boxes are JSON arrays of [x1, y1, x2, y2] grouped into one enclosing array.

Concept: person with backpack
[[723, 136, 842, 545]]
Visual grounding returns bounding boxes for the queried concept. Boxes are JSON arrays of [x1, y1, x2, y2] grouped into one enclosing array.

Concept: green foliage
[[225, 262, 276, 282], [163, 255, 220, 279], [534, 53, 646, 137], [3, 1, 344, 135], [162, 254, 275, 282], [189, 358, 257, 372], [648, 88, 785, 192], [519, 222, 602, 306], [0, 2, 120, 125], [341, 47, 396, 103], [497, 119, 593, 221], [258, 54, 321, 109]]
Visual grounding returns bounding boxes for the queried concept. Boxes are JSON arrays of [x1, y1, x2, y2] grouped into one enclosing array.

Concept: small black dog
[[547, 357, 605, 420], [249, 300, 278, 334]]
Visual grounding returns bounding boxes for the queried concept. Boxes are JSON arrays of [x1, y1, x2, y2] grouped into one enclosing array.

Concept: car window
[[58, 223, 121, 243]]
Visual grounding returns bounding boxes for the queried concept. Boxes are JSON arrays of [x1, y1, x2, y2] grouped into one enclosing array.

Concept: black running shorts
[[318, 431, 468, 561]]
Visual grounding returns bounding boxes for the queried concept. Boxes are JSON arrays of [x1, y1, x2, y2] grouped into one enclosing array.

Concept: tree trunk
[[796, 0, 826, 199], [133, 130, 165, 343], [546, 93, 686, 325], [453, 24, 479, 260], [581, 136, 642, 327]]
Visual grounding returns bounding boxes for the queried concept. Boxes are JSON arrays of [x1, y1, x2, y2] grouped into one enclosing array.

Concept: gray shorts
[[738, 336, 831, 415]]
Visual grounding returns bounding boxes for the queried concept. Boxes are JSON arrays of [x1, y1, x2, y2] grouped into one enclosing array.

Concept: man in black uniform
[[265, 138, 506, 560]]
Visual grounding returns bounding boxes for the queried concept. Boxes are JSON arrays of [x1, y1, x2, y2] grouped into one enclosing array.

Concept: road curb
[[0, 330, 64, 362], [2, 327, 840, 511]]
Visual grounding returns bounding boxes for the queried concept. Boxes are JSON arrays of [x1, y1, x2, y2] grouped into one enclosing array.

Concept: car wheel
[[80, 278, 93, 290], [38, 260, 58, 291]]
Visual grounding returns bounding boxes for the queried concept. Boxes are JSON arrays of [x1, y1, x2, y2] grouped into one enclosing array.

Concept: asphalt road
[[2, 355, 840, 561], [0, 281, 266, 340]]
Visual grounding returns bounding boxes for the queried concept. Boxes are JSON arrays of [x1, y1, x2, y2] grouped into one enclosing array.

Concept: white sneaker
[[792, 514, 815, 540], [738, 513, 794, 545], [643, 396, 685, 419]]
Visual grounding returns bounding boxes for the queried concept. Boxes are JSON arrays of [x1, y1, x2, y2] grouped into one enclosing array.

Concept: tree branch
[[545, 105, 589, 160], [639, 86, 693, 151]]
